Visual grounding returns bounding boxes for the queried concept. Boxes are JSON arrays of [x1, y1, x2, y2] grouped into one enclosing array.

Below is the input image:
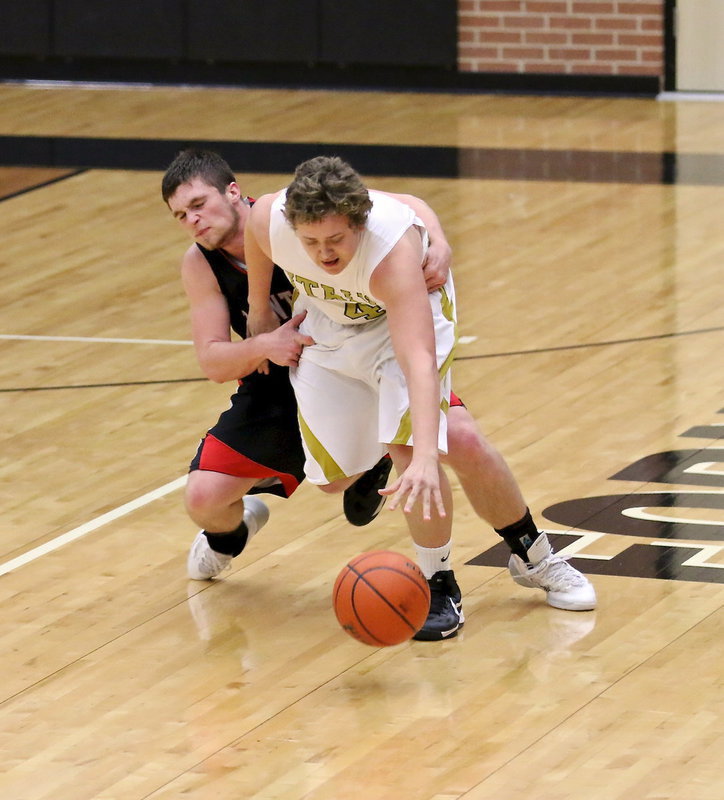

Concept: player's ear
[[226, 181, 242, 201]]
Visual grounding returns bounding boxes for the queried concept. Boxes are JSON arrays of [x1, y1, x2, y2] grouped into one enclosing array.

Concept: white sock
[[414, 541, 452, 579]]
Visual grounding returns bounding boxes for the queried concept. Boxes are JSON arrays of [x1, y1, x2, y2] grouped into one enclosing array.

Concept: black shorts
[[189, 369, 306, 499]]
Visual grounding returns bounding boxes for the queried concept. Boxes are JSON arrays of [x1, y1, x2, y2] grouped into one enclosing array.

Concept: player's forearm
[[399, 355, 442, 460], [245, 262, 281, 343], [246, 261, 274, 311], [244, 204, 278, 319], [196, 336, 274, 383]]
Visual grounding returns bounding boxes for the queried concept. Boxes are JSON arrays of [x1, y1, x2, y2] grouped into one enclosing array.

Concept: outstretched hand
[[378, 456, 446, 521]]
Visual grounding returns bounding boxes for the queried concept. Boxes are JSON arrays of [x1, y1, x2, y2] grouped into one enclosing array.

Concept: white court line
[[0, 476, 187, 577], [658, 91, 724, 103], [0, 334, 192, 345]]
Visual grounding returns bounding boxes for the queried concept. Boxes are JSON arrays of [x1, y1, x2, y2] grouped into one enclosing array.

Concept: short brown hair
[[283, 156, 372, 229], [161, 148, 236, 203]]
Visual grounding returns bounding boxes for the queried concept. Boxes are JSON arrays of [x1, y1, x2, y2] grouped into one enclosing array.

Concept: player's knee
[[445, 415, 500, 477], [184, 472, 236, 518], [184, 479, 216, 518]]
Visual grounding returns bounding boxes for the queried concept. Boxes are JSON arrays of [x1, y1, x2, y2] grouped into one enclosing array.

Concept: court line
[[0, 333, 192, 345], [3, 326, 722, 392], [0, 377, 206, 393], [0, 476, 187, 577], [455, 324, 724, 360]]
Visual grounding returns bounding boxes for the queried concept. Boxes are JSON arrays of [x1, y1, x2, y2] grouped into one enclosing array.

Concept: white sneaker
[[187, 496, 270, 580], [187, 533, 233, 580], [508, 533, 597, 611]]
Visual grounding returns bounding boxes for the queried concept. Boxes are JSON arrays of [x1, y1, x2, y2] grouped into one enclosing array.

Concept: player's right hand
[[379, 454, 445, 521], [263, 310, 315, 370]]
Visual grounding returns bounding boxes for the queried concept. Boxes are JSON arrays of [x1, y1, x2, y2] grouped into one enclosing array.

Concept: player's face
[[168, 177, 240, 250], [295, 215, 362, 274]]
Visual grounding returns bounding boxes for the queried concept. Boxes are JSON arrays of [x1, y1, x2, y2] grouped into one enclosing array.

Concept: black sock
[[203, 519, 249, 557], [495, 508, 540, 563]]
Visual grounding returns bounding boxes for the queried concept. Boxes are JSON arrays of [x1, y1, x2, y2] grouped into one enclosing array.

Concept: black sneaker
[[413, 570, 465, 641], [343, 455, 393, 527]]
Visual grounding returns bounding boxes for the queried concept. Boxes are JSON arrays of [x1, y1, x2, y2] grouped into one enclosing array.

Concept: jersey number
[[344, 302, 385, 321]]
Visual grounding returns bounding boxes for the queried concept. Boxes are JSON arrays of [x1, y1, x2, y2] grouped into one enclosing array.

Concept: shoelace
[[535, 555, 588, 589]]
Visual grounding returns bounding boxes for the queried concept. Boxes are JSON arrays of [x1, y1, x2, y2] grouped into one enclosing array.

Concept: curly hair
[[161, 148, 236, 203], [283, 156, 372, 229]]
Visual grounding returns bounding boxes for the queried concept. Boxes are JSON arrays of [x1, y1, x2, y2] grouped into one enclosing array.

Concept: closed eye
[[303, 235, 343, 245]]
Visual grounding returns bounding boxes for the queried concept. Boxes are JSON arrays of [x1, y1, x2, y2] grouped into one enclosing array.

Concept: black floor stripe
[[0, 168, 87, 202], [3, 134, 724, 185]]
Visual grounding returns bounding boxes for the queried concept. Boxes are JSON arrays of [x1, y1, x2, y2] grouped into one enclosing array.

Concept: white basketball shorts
[[290, 279, 456, 485]]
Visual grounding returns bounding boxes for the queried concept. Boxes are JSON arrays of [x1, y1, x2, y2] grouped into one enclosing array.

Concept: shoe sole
[[547, 596, 597, 612], [412, 601, 464, 642], [512, 579, 597, 611], [412, 619, 464, 641], [509, 557, 597, 611]]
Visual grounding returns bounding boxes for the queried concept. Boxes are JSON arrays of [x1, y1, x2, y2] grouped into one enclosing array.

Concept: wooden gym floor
[[0, 81, 723, 800]]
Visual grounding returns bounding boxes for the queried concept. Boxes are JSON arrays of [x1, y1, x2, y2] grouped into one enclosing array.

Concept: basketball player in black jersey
[[162, 149, 596, 642]]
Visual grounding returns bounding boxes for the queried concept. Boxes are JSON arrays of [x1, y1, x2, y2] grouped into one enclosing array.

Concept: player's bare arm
[[245, 193, 284, 340], [370, 227, 446, 520], [182, 246, 310, 381]]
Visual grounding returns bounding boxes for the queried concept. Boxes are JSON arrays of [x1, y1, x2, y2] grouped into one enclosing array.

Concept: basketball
[[332, 550, 431, 646]]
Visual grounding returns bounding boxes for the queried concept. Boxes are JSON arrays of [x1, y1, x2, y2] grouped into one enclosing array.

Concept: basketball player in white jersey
[[245, 156, 596, 640]]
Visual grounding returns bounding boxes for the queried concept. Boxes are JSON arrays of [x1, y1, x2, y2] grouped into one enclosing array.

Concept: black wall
[[0, 0, 457, 67], [0, 1, 658, 94]]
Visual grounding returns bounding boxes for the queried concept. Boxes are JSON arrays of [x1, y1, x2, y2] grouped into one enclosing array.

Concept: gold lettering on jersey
[[321, 285, 348, 302], [286, 272, 320, 296]]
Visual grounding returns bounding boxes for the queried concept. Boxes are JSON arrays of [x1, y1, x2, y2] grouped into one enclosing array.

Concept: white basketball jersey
[[269, 190, 424, 326]]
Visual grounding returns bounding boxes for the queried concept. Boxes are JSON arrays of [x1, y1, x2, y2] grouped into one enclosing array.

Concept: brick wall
[[458, 0, 664, 77]]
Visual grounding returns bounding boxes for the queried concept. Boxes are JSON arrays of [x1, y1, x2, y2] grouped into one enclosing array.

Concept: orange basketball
[[332, 550, 431, 646]]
